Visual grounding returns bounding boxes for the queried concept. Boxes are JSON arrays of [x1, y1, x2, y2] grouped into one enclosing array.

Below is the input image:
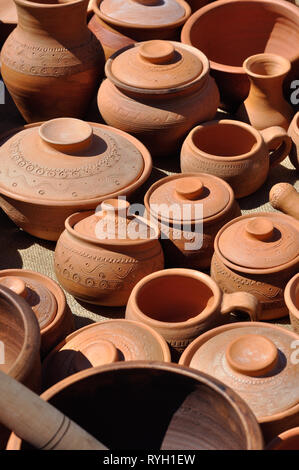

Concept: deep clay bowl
[[7, 362, 263, 450]]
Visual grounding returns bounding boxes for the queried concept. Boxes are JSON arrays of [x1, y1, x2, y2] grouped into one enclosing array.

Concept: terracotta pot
[[0, 118, 152, 241], [266, 427, 299, 450], [0, 284, 41, 448], [179, 322, 299, 443], [0, 269, 74, 357], [285, 273, 299, 334], [144, 173, 240, 269], [55, 199, 164, 306], [125, 268, 261, 358], [180, 120, 292, 198], [211, 213, 299, 320], [42, 319, 171, 389], [7, 361, 264, 450], [288, 112, 299, 171], [181, 0, 299, 111], [97, 40, 219, 158], [269, 183, 299, 220], [88, 0, 191, 60]]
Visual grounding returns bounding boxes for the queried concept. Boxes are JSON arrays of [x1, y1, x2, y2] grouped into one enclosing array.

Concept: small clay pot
[[144, 173, 241, 269], [0, 118, 152, 241], [179, 322, 299, 443], [42, 319, 171, 389], [285, 273, 299, 334], [269, 183, 299, 220], [266, 427, 299, 450], [97, 40, 219, 158], [55, 199, 164, 306], [125, 268, 261, 357], [180, 120, 292, 198], [7, 362, 264, 450], [0, 270, 74, 358], [288, 112, 299, 171], [211, 213, 299, 320]]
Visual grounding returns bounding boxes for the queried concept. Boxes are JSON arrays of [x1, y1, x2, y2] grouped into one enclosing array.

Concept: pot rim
[[266, 426, 299, 449], [243, 53, 291, 80], [14, 0, 85, 8], [285, 273, 299, 318]]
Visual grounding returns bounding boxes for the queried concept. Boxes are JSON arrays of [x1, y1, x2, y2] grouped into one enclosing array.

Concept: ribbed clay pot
[[288, 112, 299, 171], [266, 427, 299, 450], [7, 362, 264, 450], [285, 273, 299, 334], [269, 183, 299, 220], [0, 0, 104, 123]]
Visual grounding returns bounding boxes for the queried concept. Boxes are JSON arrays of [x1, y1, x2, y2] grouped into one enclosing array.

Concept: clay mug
[[285, 273, 299, 334], [125, 268, 261, 358], [288, 112, 299, 171], [269, 183, 299, 220], [180, 120, 292, 198]]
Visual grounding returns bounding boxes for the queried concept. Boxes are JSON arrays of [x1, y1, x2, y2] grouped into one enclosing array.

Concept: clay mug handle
[[0, 370, 107, 450], [220, 292, 261, 321], [261, 126, 292, 167]]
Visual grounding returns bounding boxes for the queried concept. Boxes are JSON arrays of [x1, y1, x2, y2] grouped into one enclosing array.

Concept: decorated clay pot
[[42, 319, 171, 389], [266, 427, 299, 450], [288, 112, 299, 171], [181, 0, 299, 111], [0, 118, 152, 241], [125, 268, 261, 358], [0, 0, 104, 123], [285, 273, 299, 334], [97, 40, 219, 158], [179, 322, 299, 443], [211, 213, 299, 320], [88, 0, 191, 60], [180, 120, 292, 198], [7, 361, 264, 450], [144, 173, 241, 269], [55, 199, 164, 306], [269, 183, 299, 220]]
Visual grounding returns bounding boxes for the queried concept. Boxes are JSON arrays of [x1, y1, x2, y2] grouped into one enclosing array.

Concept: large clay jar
[[125, 268, 261, 358], [236, 54, 294, 131], [180, 120, 292, 198], [55, 198, 164, 306], [0, 0, 104, 123], [285, 273, 299, 334], [7, 362, 264, 450], [144, 173, 241, 269], [88, 0, 191, 60], [179, 322, 299, 443], [266, 428, 299, 450], [181, 0, 299, 111], [288, 112, 299, 171], [42, 319, 171, 389], [211, 213, 299, 320], [269, 183, 299, 220], [97, 40, 219, 158], [0, 270, 74, 357], [0, 118, 152, 241]]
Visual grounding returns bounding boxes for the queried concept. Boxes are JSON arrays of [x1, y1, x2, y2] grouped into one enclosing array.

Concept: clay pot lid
[[0, 273, 57, 330], [0, 118, 146, 203], [216, 213, 299, 270], [179, 322, 299, 420], [145, 173, 232, 223], [109, 40, 204, 90]]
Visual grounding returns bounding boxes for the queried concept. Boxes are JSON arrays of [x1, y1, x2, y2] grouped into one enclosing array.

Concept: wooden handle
[[269, 183, 299, 221], [0, 370, 107, 450]]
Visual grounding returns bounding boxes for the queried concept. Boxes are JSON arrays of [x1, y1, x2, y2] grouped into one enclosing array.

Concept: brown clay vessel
[[269, 183, 299, 220], [266, 427, 299, 450], [288, 112, 299, 171], [284, 273, 299, 334]]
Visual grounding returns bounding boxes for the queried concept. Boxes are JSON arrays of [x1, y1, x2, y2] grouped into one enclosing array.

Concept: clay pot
[[42, 319, 171, 389], [97, 40, 220, 158], [269, 183, 299, 220], [125, 268, 261, 358], [179, 322, 299, 443], [7, 361, 264, 450], [180, 120, 292, 198], [54, 199, 164, 306], [144, 173, 241, 269], [211, 212, 299, 320], [181, 0, 299, 111], [285, 273, 299, 334], [236, 54, 294, 131], [266, 428, 299, 450], [0, 118, 152, 241], [288, 112, 299, 171], [88, 0, 191, 60]]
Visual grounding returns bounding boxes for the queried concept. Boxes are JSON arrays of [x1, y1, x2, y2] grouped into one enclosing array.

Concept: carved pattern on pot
[[181, 152, 253, 176]]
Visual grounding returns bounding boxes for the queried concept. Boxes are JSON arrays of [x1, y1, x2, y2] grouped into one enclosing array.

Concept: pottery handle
[[221, 292, 261, 321], [261, 126, 292, 167], [0, 370, 107, 450]]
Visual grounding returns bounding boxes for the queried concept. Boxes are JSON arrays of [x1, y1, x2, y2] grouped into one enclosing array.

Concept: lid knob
[[175, 177, 204, 200], [0, 276, 28, 299], [132, 0, 160, 4], [139, 41, 175, 65], [226, 334, 278, 377], [245, 217, 274, 241], [73, 340, 119, 371], [39, 118, 93, 153], [99, 198, 130, 216]]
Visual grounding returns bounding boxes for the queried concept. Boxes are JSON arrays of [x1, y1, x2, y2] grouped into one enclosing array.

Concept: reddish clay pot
[[0, 0, 104, 123], [97, 40, 219, 158], [144, 173, 240, 269], [0, 269, 74, 358], [211, 213, 299, 320], [179, 322, 299, 443], [181, 0, 299, 111], [288, 112, 299, 171], [180, 120, 292, 198], [55, 199, 164, 306], [285, 273, 299, 334], [269, 183, 299, 220], [266, 427, 299, 450], [7, 362, 264, 450], [0, 118, 152, 241], [88, 0, 191, 60]]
